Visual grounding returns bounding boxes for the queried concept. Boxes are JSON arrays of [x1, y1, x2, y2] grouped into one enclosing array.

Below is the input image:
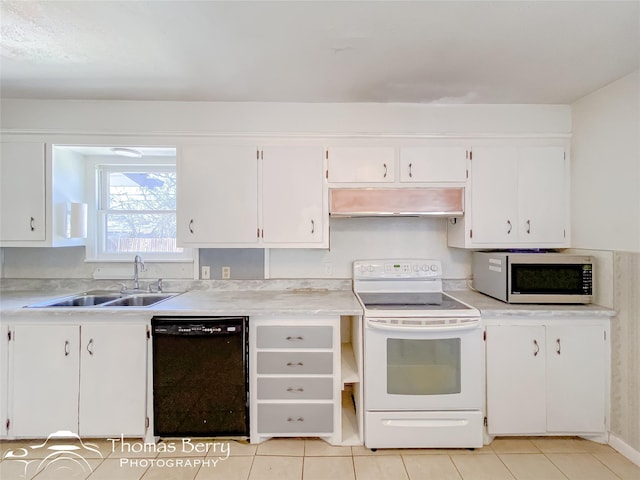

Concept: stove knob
[[368, 265, 375, 272], [421, 265, 429, 271], [413, 265, 419, 272], [430, 264, 438, 272]]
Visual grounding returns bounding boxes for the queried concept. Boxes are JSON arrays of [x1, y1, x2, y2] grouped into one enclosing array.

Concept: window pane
[[107, 172, 176, 210], [105, 213, 182, 253]]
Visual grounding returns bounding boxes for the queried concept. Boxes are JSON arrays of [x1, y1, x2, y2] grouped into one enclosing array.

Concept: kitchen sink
[[27, 290, 182, 308], [100, 293, 177, 307]]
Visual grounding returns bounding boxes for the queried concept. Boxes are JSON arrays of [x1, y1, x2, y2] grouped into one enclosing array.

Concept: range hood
[[330, 187, 464, 217]]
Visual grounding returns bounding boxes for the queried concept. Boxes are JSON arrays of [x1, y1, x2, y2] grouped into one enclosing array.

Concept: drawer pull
[[286, 387, 305, 393], [286, 362, 304, 367], [287, 417, 304, 423], [286, 336, 304, 341]]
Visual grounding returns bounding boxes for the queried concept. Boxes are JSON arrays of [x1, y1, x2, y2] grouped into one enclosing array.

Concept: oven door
[[364, 318, 483, 411]]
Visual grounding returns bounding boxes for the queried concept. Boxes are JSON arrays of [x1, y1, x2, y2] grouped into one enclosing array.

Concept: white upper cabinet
[[0, 142, 86, 247], [327, 147, 395, 183], [261, 146, 327, 246], [399, 147, 468, 183], [178, 145, 259, 245], [448, 144, 569, 248], [0, 142, 46, 242], [177, 144, 328, 248]]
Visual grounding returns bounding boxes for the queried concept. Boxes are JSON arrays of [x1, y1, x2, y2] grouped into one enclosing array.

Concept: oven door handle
[[366, 319, 480, 333]]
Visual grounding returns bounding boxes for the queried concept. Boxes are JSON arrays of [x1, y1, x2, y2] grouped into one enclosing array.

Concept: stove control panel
[[354, 259, 442, 279]]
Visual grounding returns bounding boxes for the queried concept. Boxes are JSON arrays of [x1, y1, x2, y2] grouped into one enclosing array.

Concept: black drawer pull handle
[[287, 417, 304, 423], [286, 387, 305, 393], [286, 362, 304, 367], [286, 336, 304, 341]]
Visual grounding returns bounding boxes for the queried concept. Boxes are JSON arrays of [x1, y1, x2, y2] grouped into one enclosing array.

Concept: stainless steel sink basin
[[27, 290, 181, 308], [49, 294, 125, 307], [102, 293, 177, 307]]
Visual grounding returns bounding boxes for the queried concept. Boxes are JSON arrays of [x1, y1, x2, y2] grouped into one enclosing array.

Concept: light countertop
[[447, 289, 615, 318], [0, 288, 364, 320], [0, 282, 615, 321]]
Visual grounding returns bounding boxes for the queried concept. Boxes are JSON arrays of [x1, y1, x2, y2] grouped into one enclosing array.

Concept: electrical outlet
[[222, 266, 231, 279], [201, 266, 210, 279]]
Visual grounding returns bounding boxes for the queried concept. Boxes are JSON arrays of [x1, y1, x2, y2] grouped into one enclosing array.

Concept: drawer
[[257, 377, 333, 400], [256, 326, 333, 349], [257, 352, 333, 375], [257, 404, 333, 434]]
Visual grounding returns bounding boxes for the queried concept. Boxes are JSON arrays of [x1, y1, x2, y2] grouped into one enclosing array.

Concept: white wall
[[571, 69, 640, 458], [270, 217, 471, 279], [571, 70, 640, 252], [1, 100, 571, 136]]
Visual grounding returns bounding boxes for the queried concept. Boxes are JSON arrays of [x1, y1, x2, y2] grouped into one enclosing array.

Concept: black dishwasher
[[151, 317, 249, 437]]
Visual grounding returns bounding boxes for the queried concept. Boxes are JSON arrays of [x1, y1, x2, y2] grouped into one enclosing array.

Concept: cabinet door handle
[[64, 340, 70, 357], [285, 336, 304, 341], [87, 338, 94, 356], [286, 362, 304, 367], [408, 162, 413, 178], [287, 417, 304, 423], [556, 338, 561, 355], [526, 219, 531, 234], [507, 220, 512, 234], [30, 217, 35, 231], [533, 339, 540, 356], [188, 219, 194, 234], [286, 387, 305, 393], [310, 219, 315, 234], [383, 163, 388, 178]]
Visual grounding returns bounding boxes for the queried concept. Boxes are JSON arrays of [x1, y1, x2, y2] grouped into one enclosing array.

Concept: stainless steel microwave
[[472, 252, 593, 304]]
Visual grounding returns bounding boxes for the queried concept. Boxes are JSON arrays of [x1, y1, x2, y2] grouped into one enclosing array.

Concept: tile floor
[[0, 436, 639, 480]]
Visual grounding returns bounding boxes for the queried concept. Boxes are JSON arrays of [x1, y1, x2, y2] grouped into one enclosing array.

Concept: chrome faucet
[[133, 255, 145, 290]]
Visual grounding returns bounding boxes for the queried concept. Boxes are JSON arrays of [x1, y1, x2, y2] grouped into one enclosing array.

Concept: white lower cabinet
[[250, 316, 362, 445], [251, 319, 337, 443], [486, 319, 609, 436], [78, 324, 148, 436], [11, 325, 80, 437], [7, 322, 148, 438]]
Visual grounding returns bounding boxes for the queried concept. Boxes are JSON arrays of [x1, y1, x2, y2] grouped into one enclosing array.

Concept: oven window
[[386, 338, 461, 395]]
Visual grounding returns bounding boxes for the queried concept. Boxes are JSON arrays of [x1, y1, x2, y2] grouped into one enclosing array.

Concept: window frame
[[86, 158, 193, 263]]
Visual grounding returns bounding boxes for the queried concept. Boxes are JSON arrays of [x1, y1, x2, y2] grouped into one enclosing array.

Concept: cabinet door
[[79, 324, 148, 436], [178, 145, 258, 244], [546, 325, 606, 433], [327, 147, 395, 183], [0, 326, 8, 438], [486, 325, 546, 435], [399, 147, 467, 183], [0, 142, 46, 241], [11, 325, 79, 437], [518, 147, 567, 244], [470, 147, 519, 244], [262, 146, 325, 245]]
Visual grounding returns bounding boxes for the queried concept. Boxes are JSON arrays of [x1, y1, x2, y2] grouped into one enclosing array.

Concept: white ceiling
[[1, 1, 639, 104]]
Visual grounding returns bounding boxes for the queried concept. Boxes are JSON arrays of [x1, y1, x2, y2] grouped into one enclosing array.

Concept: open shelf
[[341, 343, 358, 388]]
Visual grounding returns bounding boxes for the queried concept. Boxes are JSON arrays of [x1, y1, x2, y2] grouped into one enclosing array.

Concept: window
[[89, 161, 191, 261]]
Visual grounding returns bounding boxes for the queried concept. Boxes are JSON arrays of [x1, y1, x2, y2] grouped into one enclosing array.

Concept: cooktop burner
[[358, 292, 473, 311]]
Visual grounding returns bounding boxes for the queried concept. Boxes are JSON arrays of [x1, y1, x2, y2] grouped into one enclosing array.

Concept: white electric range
[[354, 259, 484, 449]]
